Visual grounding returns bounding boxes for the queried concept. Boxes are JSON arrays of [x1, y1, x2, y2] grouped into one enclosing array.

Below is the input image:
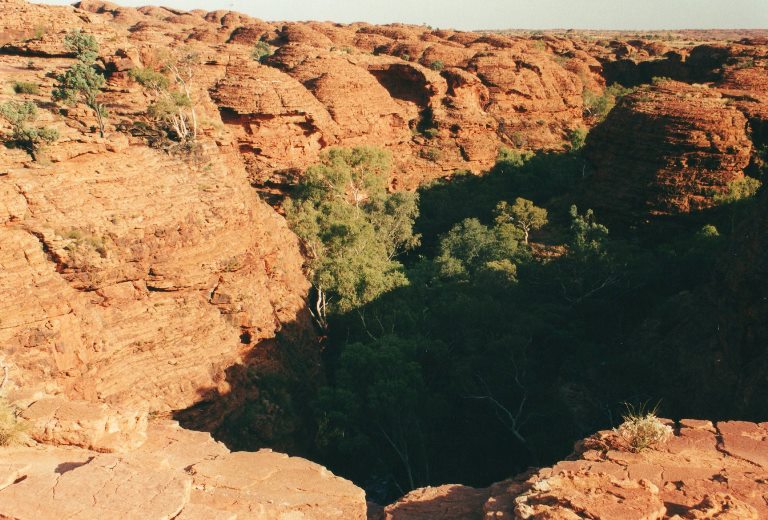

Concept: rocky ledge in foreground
[[381, 419, 768, 520], [0, 399, 366, 519]]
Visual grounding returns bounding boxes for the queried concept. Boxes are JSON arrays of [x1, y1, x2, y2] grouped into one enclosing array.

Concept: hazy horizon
[[33, 0, 768, 31]]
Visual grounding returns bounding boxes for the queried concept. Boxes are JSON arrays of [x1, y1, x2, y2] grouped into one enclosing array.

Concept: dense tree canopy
[[285, 147, 420, 326], [275, 143, 761, 503]]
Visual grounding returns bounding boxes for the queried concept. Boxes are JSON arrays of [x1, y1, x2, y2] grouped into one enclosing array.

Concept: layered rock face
[[0, 0, 322, 432], [0, 126, 311, 418], [584, 80, 753, 221], [382, 420, 768, 519]]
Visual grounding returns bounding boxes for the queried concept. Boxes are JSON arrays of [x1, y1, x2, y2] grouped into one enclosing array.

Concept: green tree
[[0, 101, 59, 159], [569, 205, 608, 257], [315, 335, 428, 492], [436, 218, 523, 282], [130, 66, 195, 143], [53, 30, 107, 137], [251, 41, 273, 62], [285, 147, 420, 328], [64, 29, 99, 64], [494, 198, 548, 244]]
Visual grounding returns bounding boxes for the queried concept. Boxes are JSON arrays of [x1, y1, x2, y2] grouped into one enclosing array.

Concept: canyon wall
[[0, 0, 767, 517]]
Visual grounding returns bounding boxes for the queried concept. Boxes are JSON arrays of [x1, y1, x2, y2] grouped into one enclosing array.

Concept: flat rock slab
[[0, 454, 191, 520], [0, 421, 367, 519], [188, 449, 366, 519]]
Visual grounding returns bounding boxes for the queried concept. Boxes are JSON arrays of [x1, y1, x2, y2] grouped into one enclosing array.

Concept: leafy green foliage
[[129, 52, 200, 145], [495, 198, 548, 243], [568, 205, 609, 257], [12, 81, 39, 95], [428, 60, 444, 71], [63, 29, 99, 64], [251, 41, 274, 62], [300, 139, 753, 502], [0, 101, 59, 159], [566, 127, 588, 151], [714, 176, 762, 204], [285, 147, 420, 323], [582, 84, 636, 121], [497, 147, 533, 167], [437, 218, 524, 282], [53, 31, 107, 136], [128, 67, 170, 91]]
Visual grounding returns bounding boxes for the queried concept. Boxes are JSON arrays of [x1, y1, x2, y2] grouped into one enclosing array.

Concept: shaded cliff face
[[584, 81, 753, 222], [633, 190, 768, 421]]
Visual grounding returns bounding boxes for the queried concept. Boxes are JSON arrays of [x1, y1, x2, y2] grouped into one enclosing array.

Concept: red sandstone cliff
[[1, 0, 768, 517], [584, 80, 754, 221]]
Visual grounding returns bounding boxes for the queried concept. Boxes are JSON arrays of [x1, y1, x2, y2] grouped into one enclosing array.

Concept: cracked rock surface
[[382, 420, 768, 520], [0, 420, 366, 519]]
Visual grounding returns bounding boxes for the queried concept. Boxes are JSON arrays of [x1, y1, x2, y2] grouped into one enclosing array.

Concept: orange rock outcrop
[[1, 0, 767, 517], [383, 420, 768, 519], [584, 80, 754, 220]]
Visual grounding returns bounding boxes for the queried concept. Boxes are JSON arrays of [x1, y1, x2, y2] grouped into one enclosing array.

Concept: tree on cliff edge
[[53, 30, 107, 137], [285, 147, 420, 329]]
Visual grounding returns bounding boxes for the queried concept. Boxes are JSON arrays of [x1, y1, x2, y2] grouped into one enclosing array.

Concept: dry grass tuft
[[615, 403, 673, 452], [0, 397, 28, 447]]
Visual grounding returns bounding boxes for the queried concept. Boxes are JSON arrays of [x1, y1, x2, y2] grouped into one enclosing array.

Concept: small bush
[[422, 127, 439, 139], [251, 41, 273, 63], [0, 101, 59, 160], [420, 146, 441, 162], [429, 60, 444, 71], [12, 81, 39, 95], [32, 25, 46, 41], [0, 398, 27, 447], [497, 147, 532, 167], [615, 405, 673, 452], [129, 67, 169, 91], [567, 127, 588, 152], [697, 224, 720, 238], [714, 176, 762, 204]]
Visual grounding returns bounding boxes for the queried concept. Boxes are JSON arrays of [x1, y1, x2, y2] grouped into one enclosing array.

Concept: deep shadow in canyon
[[174, 145, 766, 505]]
